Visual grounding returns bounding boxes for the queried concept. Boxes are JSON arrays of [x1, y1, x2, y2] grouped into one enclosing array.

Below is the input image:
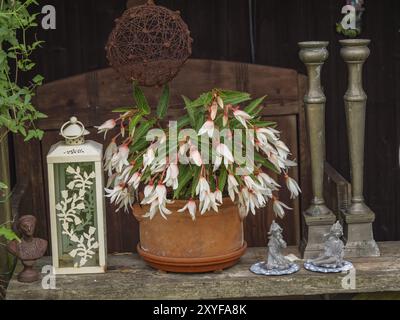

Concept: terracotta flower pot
[[132, 198, 247, 273]]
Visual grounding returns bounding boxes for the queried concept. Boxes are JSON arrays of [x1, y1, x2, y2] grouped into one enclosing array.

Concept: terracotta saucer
[[137, 242, 248, 273]]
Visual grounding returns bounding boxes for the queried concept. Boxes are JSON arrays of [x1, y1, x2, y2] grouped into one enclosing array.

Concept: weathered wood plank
[[6, 242, 400, 300]]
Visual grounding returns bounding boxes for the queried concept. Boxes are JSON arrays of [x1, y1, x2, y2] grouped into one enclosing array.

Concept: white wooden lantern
[[47, 116, 107, 274]]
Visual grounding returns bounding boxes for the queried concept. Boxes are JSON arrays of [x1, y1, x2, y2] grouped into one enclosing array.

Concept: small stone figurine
[[7, 215, 47, 283], [304, 221, 353, 273], [250, 221, 300, 276]]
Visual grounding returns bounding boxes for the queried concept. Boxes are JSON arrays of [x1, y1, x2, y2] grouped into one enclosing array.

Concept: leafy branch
[[0, 0, 47, 143], [0, 0, 45, 244]]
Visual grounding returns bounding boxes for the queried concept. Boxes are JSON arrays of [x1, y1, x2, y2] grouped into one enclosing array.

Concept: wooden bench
[[6, 242, 400, 300]]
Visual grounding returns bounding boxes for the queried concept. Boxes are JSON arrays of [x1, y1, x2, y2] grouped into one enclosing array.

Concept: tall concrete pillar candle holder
[[298, 42, 336, 259], [340, 39, 380, 257]]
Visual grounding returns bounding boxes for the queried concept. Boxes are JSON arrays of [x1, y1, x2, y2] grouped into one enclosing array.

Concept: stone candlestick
[[299, 41, 336, 259], [340, 39, 380, 257]]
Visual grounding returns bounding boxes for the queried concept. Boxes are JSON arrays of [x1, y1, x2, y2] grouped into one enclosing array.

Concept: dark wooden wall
[[16, 0, 400, 241]]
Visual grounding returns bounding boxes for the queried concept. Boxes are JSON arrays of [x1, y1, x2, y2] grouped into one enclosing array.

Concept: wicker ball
[[106, 1, 192, 87]]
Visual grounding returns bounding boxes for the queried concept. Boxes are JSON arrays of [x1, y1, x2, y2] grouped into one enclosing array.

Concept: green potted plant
[[98, 85, 300, 272]]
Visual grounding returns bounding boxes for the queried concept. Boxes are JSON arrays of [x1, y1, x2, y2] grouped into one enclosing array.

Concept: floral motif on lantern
[[55, 165, 99, 267]]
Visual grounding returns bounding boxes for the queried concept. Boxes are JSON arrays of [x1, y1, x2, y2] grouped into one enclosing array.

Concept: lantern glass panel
[[53, 162, 100, 268]]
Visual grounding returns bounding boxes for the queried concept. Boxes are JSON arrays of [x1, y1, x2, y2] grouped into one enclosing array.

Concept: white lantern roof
[[47, 116, 103, 163], [47, 140, 103, 163], [60, 117, 90, 138]]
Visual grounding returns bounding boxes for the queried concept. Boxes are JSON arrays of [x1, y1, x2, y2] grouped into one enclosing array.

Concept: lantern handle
[[60, 116, 86, 140]]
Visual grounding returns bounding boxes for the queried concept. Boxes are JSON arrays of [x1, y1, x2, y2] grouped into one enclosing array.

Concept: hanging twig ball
[[106, 1, 193, 87]]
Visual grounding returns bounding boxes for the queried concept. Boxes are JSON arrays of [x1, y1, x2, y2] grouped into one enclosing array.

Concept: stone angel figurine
[[304, 221, 353, 273], [250, 221, 299, 276]]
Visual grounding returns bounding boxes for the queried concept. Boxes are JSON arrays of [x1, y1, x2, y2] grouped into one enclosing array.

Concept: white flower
[[106, 172, 118, 188], [248, 191, 259, 215], [257, 172, 280, 190], [285, 174, 301, 199], [141, 184, 172, 220], [274, 140, 291, 159], [210, 101, 218, 120], [163, 163, 179, 190], [143, 200, 159, 220], [223, 110, 228, 127], [243, 175, 265, 192], [155, 184, 172, 219], [95, 119, 116, 138], [150, 160, 167, 174], [111, 144, 130, 173], [272, 198, 292, 218], [143, 144, 156, 169], [217, 96, 224, 109], [195, 177, 210, 197], [144, 183, 154, 198], [200, 192, 219, 214], [105, 184, 134, 212], [227, 174, 239, 202], [284, 158, 298, 168], [104, 140, 118, 175], [198, 120, 215, 138], [119, 164, 133, 183], [256, 139, 276, 157], [237, 189, 249, 219], [256, 127, 280, 145], [215, 189, 223, 204], [267, 153, 282, 173], [127, 172, 141, 189], [179, 142, 189, 156], [189, 145, 203, 166], [178, 200, 197, 220], [233, 109, 252, 128], [214, 143, 234, 171]]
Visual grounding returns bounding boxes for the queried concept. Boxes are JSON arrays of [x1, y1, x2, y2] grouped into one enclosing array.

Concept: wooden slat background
[[11, 0, 400, 247]]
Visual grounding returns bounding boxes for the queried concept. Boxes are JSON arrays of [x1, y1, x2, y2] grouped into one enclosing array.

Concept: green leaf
[[18, 126, 27, 136], [131, 138, 149, 153], [0, 226, 20, 242], [23, 130, 36, 142], [156, 85, 170, 119], [132, 119, 156, 144], [220, 90, 251, 105], [182, 95, 196, 127], [35, 112, 48, 119], [128, 112, 143, 137], [112, 107, 134, 113], [133, 83, 150, 115], [254, 152, 280, 174], [0, 182, 8, 190], [218, 166, 228, 191], [32, 74, 44, 84], [251, 119, 276, 127], [35, 129, 44, 140], [177, 115, 191, 130], [191, 166, 202, 197], [244, 95, 267, 115], [173, 165, 192, 199], [195, 111, 205, 131], [189, 92, 213, 108]]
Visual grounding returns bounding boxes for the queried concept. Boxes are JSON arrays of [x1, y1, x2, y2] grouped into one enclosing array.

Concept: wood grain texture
[[6, 242, 400, 300]]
